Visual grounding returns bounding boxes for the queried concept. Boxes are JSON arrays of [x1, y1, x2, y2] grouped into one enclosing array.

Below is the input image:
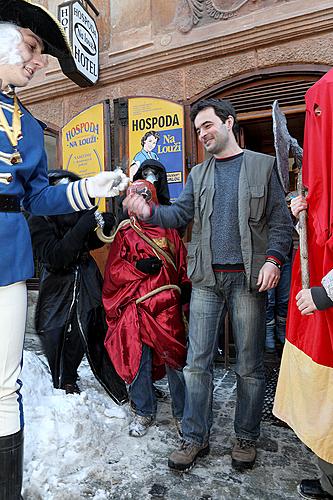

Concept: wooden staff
[[296, 169, 310, 288]]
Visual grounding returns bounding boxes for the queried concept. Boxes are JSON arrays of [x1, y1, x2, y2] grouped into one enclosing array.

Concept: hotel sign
[[58, 1, 99, 86]]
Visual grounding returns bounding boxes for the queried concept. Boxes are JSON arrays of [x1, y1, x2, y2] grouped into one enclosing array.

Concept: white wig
[[0, 22, 23, 65]]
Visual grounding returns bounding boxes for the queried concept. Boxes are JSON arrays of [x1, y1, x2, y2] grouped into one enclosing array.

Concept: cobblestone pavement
[[24, 333, 318, 500]]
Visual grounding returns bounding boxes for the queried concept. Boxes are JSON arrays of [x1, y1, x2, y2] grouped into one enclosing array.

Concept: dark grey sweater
[[149, 153, 291, 265], [211, 154, 243, 265]]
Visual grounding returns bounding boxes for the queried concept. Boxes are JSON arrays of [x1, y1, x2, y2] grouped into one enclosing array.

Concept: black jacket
[[29, 211, 128, 405]]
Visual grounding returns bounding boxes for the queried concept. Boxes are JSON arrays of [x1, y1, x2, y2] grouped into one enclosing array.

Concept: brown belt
[[0, 195, 20, 212]]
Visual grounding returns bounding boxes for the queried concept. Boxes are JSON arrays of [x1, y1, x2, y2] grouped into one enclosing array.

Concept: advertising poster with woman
[[128, 97, 185, 201]]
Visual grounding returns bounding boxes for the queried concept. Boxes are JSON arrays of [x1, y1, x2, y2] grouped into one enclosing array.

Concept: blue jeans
[[182, 272, 267, 445], [265, 259, 291, 349], [130, 344, 185, 418]]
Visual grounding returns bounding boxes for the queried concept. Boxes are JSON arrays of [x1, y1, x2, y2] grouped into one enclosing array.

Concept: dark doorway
[[189, 65, 330, 168], [241, 113, 305, 155]]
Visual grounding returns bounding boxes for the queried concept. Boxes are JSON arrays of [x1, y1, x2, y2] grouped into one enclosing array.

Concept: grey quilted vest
[[187, 149, 275, 289]]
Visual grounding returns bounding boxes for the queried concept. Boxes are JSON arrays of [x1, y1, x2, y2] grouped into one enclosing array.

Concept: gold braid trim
[[136, 285, 181, 305], [129, 217, 177, 271], [96, 218, 131, 243]]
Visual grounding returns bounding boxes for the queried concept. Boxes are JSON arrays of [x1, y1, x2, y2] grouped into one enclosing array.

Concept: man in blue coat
[[0, 2, 128, 498]]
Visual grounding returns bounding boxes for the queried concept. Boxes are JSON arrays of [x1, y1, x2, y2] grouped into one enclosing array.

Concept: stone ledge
[[19, 5, 333, 105]]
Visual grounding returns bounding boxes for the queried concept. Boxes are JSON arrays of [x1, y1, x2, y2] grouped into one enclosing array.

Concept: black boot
[[298, 479, 333, 499], [0, 429, 24, 500]]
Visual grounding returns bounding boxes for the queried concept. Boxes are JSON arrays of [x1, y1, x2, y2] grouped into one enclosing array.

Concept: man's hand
[[86, 169, 129, 198], [290, 195, 308, 219], [257, 262, 280, 292], [296, 289, 317, 315], [123, 193, 151, 219]]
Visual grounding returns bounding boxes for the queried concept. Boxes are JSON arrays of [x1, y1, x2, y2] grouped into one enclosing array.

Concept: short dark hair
[[190, 98, 239, 136], [141, 130, 160, 147]]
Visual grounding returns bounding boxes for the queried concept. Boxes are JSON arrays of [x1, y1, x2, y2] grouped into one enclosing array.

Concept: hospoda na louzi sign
[[128, 97, 185, 201], [58, 1, 99, 86], [61, 102, 109, 210]]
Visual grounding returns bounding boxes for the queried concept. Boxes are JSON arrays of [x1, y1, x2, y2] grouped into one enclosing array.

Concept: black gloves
[[136, 256, 163, 275], [101, 212, 116, 236], [75, 207, 98, 235], [77, 209, 116, 236]]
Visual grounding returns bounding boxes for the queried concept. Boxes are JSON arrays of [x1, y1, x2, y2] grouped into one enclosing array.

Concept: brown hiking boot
[[231, 438, 257, 471], [168, 440, 210, 472]]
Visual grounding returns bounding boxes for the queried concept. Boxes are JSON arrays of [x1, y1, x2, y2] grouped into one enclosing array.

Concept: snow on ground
[[21, 349, 318, 500], [22, 351, 173, 500]]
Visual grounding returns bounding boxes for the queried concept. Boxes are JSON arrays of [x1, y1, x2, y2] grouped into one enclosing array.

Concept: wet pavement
[[23, 331, 318, 500]]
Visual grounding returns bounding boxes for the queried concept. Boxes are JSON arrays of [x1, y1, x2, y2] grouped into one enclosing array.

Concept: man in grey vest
[[123, 98, 293, 472]]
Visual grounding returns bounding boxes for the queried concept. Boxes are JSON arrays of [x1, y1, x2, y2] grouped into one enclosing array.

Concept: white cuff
[[66, 179, 94, 211]]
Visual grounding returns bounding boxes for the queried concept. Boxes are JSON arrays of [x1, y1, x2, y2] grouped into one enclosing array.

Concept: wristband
[[265, 258, 281, 270]]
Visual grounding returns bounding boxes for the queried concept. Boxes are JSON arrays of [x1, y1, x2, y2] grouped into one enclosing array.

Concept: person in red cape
[[103, 171, 190, 438], [273, 69, 333, 500]]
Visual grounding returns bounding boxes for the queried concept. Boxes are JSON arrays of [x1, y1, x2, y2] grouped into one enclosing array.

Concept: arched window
[[188, 64, 330, 190]]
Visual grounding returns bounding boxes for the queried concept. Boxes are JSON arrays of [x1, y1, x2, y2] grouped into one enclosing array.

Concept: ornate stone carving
[[206, 0, 251, 20], [176, 0, 289, 31], [175, 0, 204, 33]]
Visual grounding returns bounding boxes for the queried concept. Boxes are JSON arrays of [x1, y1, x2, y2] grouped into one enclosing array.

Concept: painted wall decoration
[[128, 97, 185, 201]]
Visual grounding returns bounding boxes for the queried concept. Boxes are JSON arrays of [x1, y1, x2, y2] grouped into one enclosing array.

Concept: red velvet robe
[[102, 219, 189, 384], [274, 69, 333, 463]]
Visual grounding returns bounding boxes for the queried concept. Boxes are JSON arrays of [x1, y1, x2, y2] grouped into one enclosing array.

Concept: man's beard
[[205, 140, 220, 155], [204, 135, 227, 156]]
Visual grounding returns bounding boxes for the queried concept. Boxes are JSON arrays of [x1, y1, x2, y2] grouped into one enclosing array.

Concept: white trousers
[[0, 281, 27, 437]]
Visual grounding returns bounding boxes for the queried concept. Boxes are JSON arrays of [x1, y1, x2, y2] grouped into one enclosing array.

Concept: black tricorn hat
[[0, 0, 92, 87], [0, 0, 71, 60]]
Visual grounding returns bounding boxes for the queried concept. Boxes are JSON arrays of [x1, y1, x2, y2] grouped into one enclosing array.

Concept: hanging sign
[[58, 0, 99, 86]]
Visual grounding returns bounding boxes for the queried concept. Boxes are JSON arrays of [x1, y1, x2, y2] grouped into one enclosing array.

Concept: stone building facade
[[19, 0, 333, 164], [21, 0, 333, 323]]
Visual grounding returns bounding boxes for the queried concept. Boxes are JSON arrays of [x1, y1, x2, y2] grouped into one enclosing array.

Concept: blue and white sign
[[58, 1, 99, 85]]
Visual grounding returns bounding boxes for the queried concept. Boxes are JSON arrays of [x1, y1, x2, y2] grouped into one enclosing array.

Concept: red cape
[[287, 69, 333, 367], [102, 220, 189, 384]]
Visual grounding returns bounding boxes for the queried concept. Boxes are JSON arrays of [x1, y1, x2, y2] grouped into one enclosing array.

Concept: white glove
[[85, 169, 129, 198]]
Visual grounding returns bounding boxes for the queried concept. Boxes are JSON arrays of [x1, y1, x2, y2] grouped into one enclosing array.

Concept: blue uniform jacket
[[0, 91, 93, 286]]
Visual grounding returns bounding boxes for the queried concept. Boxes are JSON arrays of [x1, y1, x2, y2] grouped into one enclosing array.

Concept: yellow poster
[[61, 102, 108, 210], [128, 97, 185, 201]]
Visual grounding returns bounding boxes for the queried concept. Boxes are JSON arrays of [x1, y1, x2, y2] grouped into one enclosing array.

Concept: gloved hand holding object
[[75, 208, 115, 237], [95, 209, 119, 242], [86, 168, 129, 198], [101, 212, 116, 236]]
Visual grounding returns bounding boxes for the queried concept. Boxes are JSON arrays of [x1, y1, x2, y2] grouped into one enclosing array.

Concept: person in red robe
[[273, 69, 333, 500], [103, 168, 190, 438]]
